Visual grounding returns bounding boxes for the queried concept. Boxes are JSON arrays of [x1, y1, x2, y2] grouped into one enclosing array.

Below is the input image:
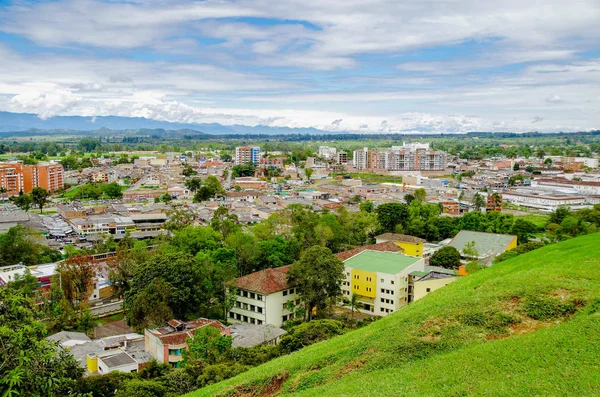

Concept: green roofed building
[[447, 230, 517, 264], [340, 250, 455, 316]]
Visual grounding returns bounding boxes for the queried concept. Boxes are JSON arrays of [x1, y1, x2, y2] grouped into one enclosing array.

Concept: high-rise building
[[0, 161, 64, 196], [336, 152, 348, 164], [352, 147, 369, 170], [234, 146, 260, 165]]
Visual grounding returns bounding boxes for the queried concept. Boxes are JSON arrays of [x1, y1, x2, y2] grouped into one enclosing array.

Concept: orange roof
[[335, 241, 403, 261], [231, 265, 292, 295], [375, 233, 426, 244]]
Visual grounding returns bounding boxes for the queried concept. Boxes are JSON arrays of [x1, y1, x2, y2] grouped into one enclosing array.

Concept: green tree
[[414, 188, 427, 202], [359, 200, 374, 213], [103, 182, 123, 199], [225, 232, 260, 276], [164, 206, 194, 231], [10, 192, 33, 212], [462, 241, 479, 258], [287, 246, 345, 321], [182, 166, 198, 177], [375, 203, 409, 232], [472, 193, 486, 211], [429, 246, 461, 269], [183, 326, 233, 365], [305, 167, 314, 181], [511, 218, 538, 244], [0, 225, 43, 266], [513, 163, 520, 171], [31, 187, 50, 213], [160, 193, 173, 204], [347, 293, 364, 319]]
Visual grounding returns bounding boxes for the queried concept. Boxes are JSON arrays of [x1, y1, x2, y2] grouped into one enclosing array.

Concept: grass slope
[[193, 234, 600, 397]]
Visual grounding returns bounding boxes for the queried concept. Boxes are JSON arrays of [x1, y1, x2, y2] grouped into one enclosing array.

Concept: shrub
[[522, 296, 577, 320]]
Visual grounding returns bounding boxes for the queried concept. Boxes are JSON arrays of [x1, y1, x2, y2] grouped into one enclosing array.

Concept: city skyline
[[0, 0, 599, 133]]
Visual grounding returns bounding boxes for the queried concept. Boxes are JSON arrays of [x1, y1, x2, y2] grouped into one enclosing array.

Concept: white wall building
[[318, 146, 337, 160]]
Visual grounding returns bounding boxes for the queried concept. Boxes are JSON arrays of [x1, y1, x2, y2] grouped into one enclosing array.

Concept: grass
[[191, 233, 600, 397], [59, 183, 128, 199], [96, 313, 125, 325], [332, 172, 404, 184], [517, 214, 549, 228]]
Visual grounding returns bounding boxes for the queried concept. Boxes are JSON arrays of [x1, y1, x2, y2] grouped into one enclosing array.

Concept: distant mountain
[[0, 111, 330, 135]]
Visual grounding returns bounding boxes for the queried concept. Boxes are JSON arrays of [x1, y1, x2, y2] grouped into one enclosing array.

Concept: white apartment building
[[228, 266, 301, 327], [318, 146, 337, 160], [353, 147, 369, 170], [501, 190, 589, 211]]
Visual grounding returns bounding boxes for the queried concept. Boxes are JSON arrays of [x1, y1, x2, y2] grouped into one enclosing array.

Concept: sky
[[0, 0, 599, 133]]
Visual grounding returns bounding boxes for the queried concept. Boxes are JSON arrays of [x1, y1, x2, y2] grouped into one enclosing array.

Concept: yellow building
[[375, 233, 426, 257], [341, 250, 426, 315]]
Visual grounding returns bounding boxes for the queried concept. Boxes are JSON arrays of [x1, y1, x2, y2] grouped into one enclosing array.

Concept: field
[[191, 233, 600, 397], [517, 213, 549, 228], [59, 183, 129, 199], [332, 172, 404, 184]]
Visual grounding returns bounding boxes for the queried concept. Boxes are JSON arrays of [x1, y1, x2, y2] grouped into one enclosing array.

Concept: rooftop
[[375, 233, 426, 244], [448, 230, 517, 258], [230, 265, 292, 295], [335, 241, 403, 261], [344, 250, 421, 275]]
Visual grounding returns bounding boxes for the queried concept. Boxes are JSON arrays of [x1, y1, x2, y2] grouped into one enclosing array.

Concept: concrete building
[[0, 161, 64, 195], [353, 147, 369, 170], [145, 319, 229, 368], [228, 266, 300, 327], [448, 230, 517, 264], [235, 146, 261, 165], [318, 146, 337, 160], [336, 152, 348, 164], [351, 143, 447, 172], [486, 193, 502, 212]]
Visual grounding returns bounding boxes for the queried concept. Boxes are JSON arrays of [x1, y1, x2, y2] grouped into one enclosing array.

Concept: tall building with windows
[[351, 143, 447, 172], [234, 146, 261, 165], [352, 147, 369, 170], [227, 265, 301, 327], [0, 161, 64, 195]]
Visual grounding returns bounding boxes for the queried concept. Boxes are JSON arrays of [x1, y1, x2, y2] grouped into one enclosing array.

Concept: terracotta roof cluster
[[231, 265, 292, 295], [335, 241, 403, 261], [376, 233, 426, 244]]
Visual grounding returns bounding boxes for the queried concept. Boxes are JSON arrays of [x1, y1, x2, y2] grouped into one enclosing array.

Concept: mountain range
[[0, 111, 329, 135]]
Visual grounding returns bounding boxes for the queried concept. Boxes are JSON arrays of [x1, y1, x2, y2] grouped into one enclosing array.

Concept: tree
[[472, 193, 485, 211], [161, 193, 173, 204], [103, 182, 123, 199], [462, 241, 479, 259], [359, 200, 374, 213], [544, 157, 553, 166], [0, 225, 44, 266], [185, 178, 202, 193], [57, 254, 98, 311], [376, 203, 409, 232], [183, 326, 232, 365], [347, 293, 364, 319], [11, 192, 33, 212], [513, 163, 520, 171], [220, 153, 232, 163], [429, 246, 461, 269], [511, 218, 538, 244], [225, 232, 260, 276], [414, 188, 427, 202], [305, 167, 314, 181], [124, 252, 207, 329], [404, 194, 415, 204], [31, 186, 50, 213], [287, 246, 345, 321], [164, 206, 194, 231], [231, 165, 255, 178], [0, 186, 7, 201], [0, 287, 83, 396], [182, 166, 198, 177]]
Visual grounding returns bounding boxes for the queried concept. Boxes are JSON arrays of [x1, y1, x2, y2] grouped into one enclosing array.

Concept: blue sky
[[0, 0, 599, 133]]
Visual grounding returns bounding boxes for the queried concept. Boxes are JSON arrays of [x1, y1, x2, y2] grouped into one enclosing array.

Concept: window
[[250, 292, 255, 299], [296, 299, 301, 305], [236, 313, 241, 320], [381, 278, 384, 283], [250, 318, 256, 324], [257, 320, 263, 325], [283, 290, 288, 296], [250, 305, 255, 311], [380, 298, 384, 303], [229, 312, 234, 318], [257, 307, 263, 314], [380, 308, 384, 312], [380, 288, 385, 293], [426, 288, 431, 293], [243, 315, 248, 322], [256, 294, 262, 301], [391, 290, 394, 295], [391, 280, 394, 285], [282, 315, 288, 322]]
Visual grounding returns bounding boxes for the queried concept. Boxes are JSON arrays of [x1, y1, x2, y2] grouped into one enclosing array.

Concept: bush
[[522, 296, 577, 320], [196, 363, 250, 387], [279, 320, 345, 353]]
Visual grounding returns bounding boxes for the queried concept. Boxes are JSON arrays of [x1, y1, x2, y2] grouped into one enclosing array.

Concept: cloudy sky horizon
[[0, 0, 599, 133]]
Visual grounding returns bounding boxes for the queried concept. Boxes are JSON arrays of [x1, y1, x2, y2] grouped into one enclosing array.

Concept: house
[[227, 266, 300, 327], [447, 230, 517, 264], [375, 233, 427, 257], [410, 269, 457, 301], [145, 318, 229, 368]]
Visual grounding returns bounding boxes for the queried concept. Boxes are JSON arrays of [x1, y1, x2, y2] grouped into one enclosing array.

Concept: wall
[[397, 242, 423, 257], [413, 277, 457, 301], [350, 269, 377, 298]]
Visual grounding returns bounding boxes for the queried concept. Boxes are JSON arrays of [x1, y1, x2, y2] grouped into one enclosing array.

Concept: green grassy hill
[[192, 234, 600, 397]]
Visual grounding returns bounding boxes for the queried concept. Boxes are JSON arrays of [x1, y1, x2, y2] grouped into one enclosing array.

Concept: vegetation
[[192, 234, 600, 397]]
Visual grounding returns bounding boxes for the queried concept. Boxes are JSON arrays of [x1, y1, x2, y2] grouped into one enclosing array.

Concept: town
[[1, 132, 600, 395]]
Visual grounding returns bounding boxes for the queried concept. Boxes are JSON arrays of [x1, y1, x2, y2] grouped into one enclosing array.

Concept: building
[[352, 147, 369, 170], [228, 266, 300, 327], [341, 250, 455, 315], [260, 157, 285, 168], [375, 233, 427, 257], [229, 323, 286, 348], [145, 319, 229, 368], [486, 193, 502, 212], [447, 230, 517, 264], [318, 146, 337, 160], [501, 188, 590, 212], [441, 201, 460, 215], [351, 143, 447, 172], [336, 152, 348, 165], [235, 146, 261, 165], [0, 161, 64, 195]]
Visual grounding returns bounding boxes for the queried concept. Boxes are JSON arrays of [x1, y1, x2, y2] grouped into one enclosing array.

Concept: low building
[[448, 230, 517, 264], [228, 266, 300, 327], [229, 323, 286, 348], [486, 193, 502, 212], [145, 319, 229, 368], [375, 233, 427, 257]]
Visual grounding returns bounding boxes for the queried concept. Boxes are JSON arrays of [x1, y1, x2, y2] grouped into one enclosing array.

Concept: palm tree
[[349, 293, 364, 319]]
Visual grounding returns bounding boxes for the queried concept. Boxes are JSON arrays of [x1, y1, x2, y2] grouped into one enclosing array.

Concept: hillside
[[192, 234, 600, 397]]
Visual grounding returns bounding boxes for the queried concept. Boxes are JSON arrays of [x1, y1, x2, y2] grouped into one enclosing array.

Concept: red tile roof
[[335, 241, 403, 261], [231, 265, 292, 295]]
